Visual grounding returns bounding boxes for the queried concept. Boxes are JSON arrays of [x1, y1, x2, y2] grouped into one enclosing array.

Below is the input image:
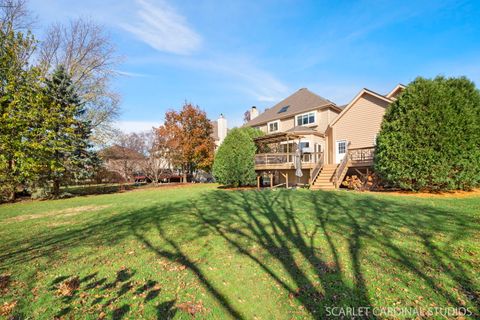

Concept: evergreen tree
[[375, 76, 480, 191], [39, 66, 96, 196], [213, 127, 263, 187]]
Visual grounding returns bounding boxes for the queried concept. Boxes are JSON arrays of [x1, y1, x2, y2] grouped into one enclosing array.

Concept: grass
[[0, 184, 479, 319]]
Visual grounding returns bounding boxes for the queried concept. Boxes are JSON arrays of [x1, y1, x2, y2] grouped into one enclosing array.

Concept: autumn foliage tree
[[157, 103, 215, 181]]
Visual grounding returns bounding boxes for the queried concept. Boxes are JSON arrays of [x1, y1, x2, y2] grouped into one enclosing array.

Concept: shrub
[[212, 127, 263, 187], [375, 76, 480, 191]]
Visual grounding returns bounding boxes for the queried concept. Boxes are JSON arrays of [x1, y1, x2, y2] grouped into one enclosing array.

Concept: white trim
[[295, 111, 316, 126], [329, 88, 392, 127], [386, 84, 406, 99], [267, 120, 280, 133], [335, 140, 347, 164]]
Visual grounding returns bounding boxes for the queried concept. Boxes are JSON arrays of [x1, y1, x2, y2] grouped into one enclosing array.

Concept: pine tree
[[39, 66, 96, 196]]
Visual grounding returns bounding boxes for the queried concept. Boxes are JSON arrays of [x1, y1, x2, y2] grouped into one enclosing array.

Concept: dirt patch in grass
[[5, 204, 111, 223], [368, 188, 480, 199]]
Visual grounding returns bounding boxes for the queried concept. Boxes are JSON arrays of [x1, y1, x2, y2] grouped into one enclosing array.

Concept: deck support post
[[257, 175, 261, 190], [286, 135, 289, 163], [280, 172, 288, 188], [270, 173, 273, 189]]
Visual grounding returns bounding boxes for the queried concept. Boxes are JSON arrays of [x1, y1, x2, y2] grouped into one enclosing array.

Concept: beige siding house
[[244, 84, 405, 189]]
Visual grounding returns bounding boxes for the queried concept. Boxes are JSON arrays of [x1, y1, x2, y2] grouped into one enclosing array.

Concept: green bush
[[213, 127, 263, 187], [375, 76, 480, 191]]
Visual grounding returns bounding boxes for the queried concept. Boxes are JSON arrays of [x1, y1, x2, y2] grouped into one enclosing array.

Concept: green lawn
[[1, 185, 479, 319]]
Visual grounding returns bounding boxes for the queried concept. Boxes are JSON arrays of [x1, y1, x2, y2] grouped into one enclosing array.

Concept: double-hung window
[[268, 120, 279, 133], [296, 112, 316, 126]]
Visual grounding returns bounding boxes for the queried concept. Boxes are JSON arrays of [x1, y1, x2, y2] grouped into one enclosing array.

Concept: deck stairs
[[310, 164, 338, 190]]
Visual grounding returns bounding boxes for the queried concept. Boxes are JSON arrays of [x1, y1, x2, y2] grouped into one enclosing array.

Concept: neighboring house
[[99, 145, 146, 182], [211, 114, 228, 149], [244, 84, 405, 189]]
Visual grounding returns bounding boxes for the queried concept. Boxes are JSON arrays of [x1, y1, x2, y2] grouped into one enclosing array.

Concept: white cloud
[[114, 70, 150, 77], [121, 0, 202, 55], [149, 55, 290, 103], [114, 120, 161, 133]]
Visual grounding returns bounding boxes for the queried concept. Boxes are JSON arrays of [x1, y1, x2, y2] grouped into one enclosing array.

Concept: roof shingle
[[245, 88, 337, 127]]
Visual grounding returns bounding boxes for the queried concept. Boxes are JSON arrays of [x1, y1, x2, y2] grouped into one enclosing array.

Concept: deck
[[332, 147, 375, 188], [347, 147, 375, 167], [254, 152, 322, 170]]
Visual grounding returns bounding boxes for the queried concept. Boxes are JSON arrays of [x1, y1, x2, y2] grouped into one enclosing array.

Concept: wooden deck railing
[[348, 147, 375, 162], [333, 151, 350, 188], [254, 152, 323, 166], [333, 146, 376, 187], [310, 152, 325, 183]]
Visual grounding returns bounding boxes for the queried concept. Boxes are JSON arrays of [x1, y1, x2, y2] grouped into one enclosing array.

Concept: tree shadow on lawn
[[318, 192, 480, 309], [1, 189, 479, 319], [46, 268, 163, 319], [189, 190, 479, 318]]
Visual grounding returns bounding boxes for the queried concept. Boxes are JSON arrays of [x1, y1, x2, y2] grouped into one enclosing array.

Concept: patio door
[[336, 140, 347, 164]]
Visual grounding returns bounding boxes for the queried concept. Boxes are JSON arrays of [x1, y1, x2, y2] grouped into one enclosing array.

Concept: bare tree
[[140, 129, 171, 184], [100, 132, 146, 183], [38, 18, 122, 145], [0, 0, 35, 33]]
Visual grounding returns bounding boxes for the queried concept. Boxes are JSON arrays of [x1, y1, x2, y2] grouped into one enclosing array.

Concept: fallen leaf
[[57, 276, 80, 296], [177, 300, 206, 316], [0, 300, 17, 316]]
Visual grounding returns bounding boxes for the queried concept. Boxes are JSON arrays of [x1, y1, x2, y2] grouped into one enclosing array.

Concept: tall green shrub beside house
[[375, 76, 480, 191], [213, 127, 263, 187]]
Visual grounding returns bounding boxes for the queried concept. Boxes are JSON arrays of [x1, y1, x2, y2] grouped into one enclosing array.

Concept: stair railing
[[333, 142, 351, 188], [310, 151, 325, 184]]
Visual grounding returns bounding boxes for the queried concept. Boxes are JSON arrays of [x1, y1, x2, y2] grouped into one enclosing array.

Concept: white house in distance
[[211, 114, 228, 149]]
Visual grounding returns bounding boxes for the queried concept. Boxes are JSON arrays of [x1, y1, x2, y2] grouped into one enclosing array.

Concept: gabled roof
[[329, 88, 392, 127], [386, 84, 406, 99], [99, 145, 145, 160], [245, 88, 340, 127]]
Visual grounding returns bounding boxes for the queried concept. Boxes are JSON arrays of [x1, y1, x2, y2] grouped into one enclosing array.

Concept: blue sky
[[29, 0, 480, 131]]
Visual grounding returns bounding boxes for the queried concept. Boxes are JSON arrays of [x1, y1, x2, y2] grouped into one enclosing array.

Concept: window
[[299, 142, 310, 149], [296, 112, 316, 126], [268, 120, 279, 132], [278, 105, 290, 114], [338, 141, 346, 154]]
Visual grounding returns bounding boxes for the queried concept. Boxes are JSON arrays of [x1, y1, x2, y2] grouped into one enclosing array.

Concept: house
[[99, 145, 146, 182], [244, 84, 405, 190]]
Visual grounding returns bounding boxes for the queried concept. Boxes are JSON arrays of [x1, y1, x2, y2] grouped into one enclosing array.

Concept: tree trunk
[[6, 188, 15, 202], [7, 160, 15, 202], [53, 179, 60, 197]]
